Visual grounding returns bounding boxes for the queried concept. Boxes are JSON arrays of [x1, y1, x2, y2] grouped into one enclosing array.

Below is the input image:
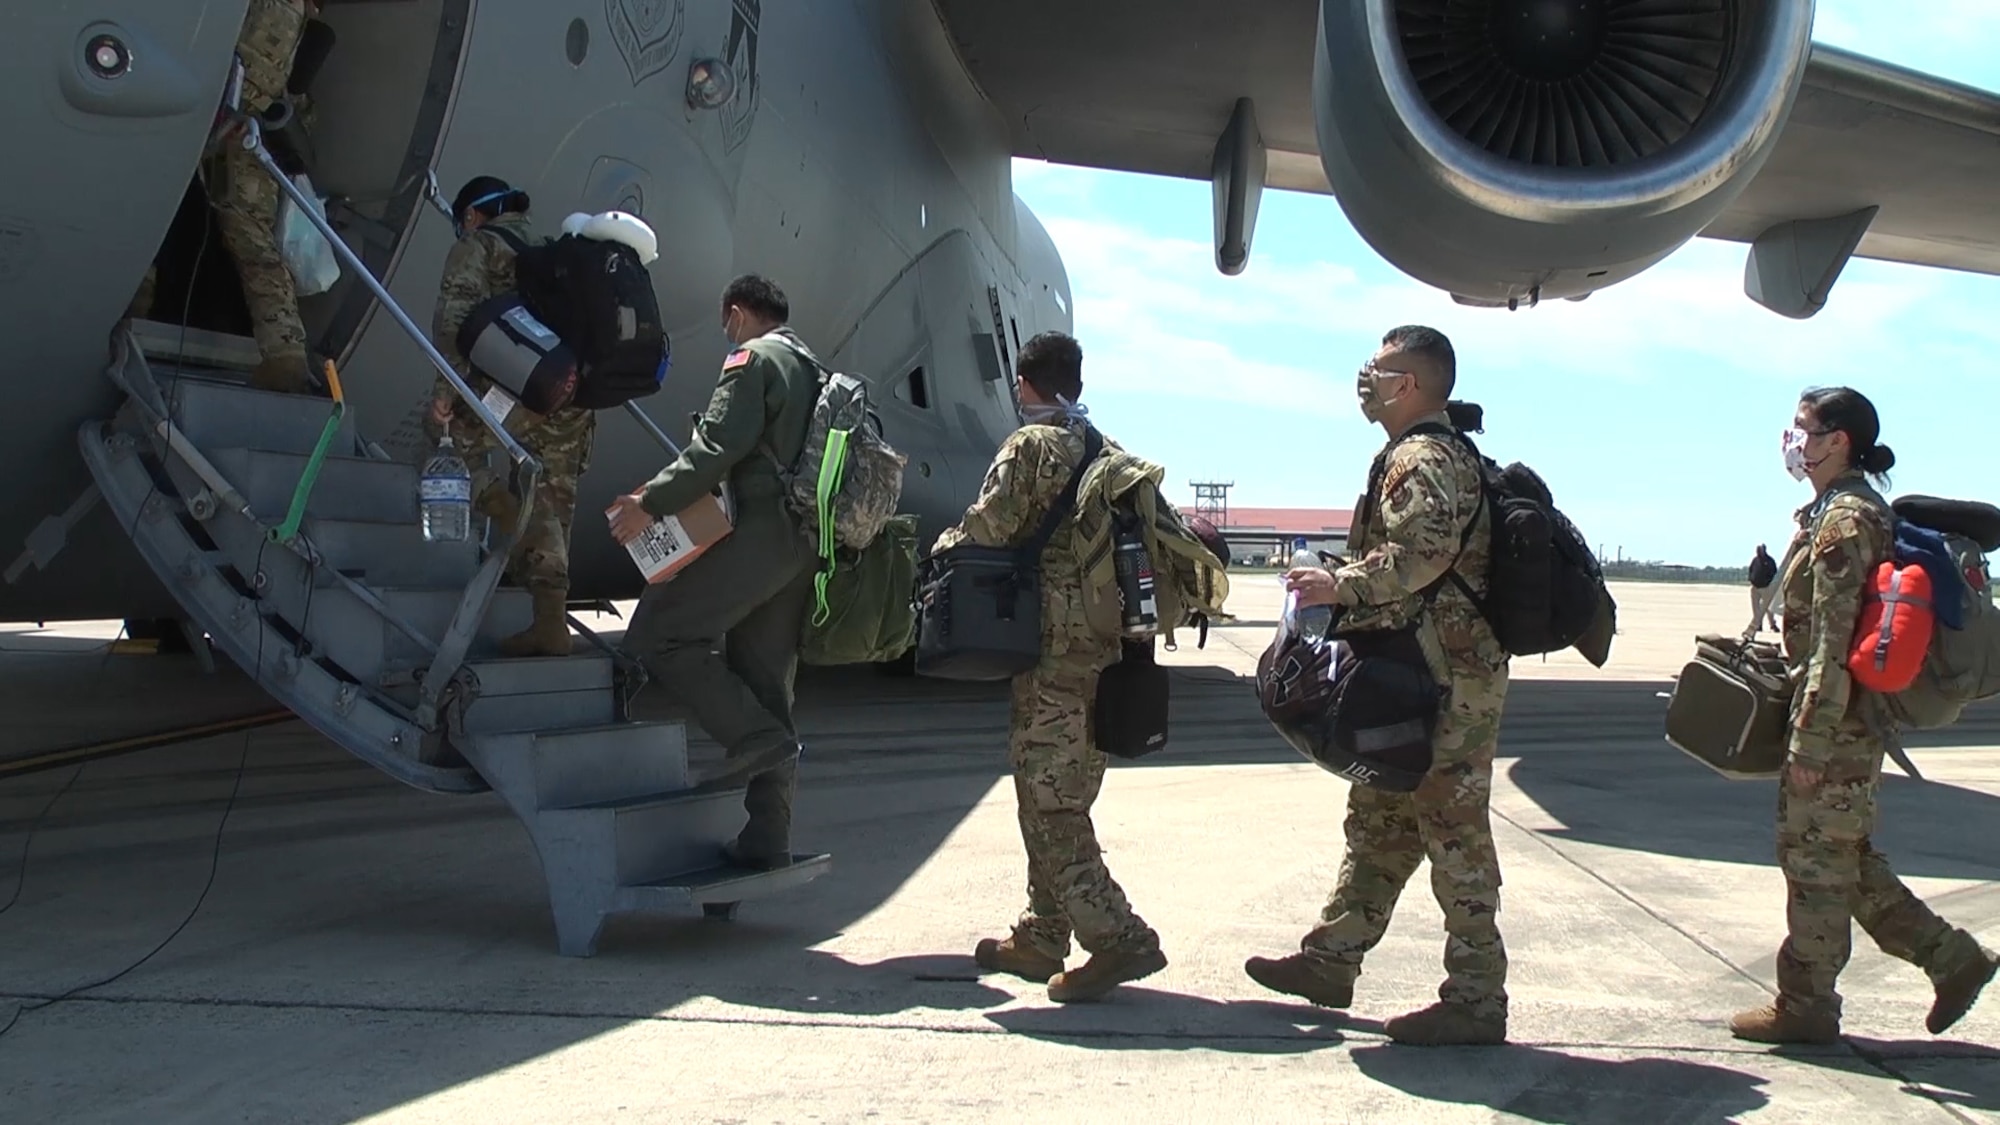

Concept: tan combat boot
[[499, 589, 574, 657], [249, 352, 313, 395], [974, 936, 1064, 984], [1047, 945, 1168, 1003], [1928, 951, 2000, 1035], [1243, 954, 1354, 1009], [1728, 1003, 1839, 1045], [1383, 1001, 1508, 1046]]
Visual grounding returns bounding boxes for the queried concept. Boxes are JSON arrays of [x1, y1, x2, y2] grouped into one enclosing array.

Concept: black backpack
[[487, 226, 669, 409], [1396, 422, 1609, 660]]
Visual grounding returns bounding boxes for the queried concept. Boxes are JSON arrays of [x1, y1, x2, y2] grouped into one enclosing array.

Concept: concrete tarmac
[[0, 579, 1996, 1123]]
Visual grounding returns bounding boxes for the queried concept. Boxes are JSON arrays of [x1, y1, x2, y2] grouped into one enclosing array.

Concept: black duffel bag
[[916, 426, 1104, 681], [1096, 637, 1170, 760], [1256, 622, 1443, 792]]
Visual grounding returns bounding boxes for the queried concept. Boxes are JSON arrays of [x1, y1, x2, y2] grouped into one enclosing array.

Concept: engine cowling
[[1314, 0, 1815, 306]]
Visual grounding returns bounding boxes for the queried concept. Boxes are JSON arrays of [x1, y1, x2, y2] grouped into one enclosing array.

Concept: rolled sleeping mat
[[456, 294, 580, 416]]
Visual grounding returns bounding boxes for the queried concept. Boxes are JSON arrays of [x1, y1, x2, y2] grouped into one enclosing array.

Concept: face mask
[[1357, 368, 1409, 424], [1782, 427, 1816, 481], [1020, 394, 1086, 426]]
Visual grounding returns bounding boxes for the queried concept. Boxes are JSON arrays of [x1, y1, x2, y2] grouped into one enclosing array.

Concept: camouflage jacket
[[236, 0, 309, 120], [1332, 410, 1503, 677], [639, 327, 816, 518], [933, 417, 1120, 663], [429, 213, 594, 454], [1778, 470, 1894, 765]]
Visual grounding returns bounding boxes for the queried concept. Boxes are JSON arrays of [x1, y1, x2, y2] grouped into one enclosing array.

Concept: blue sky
[[1010, 2, 2000, 568]]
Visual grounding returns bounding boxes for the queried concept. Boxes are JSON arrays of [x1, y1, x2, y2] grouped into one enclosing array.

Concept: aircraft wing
[[941, 0, 2000, 278]]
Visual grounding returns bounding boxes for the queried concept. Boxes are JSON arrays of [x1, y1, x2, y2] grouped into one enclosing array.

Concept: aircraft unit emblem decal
[[607, 0, 686, 87]]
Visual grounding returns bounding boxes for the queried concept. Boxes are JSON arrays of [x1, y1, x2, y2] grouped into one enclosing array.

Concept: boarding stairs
[[72, 127, 826, 957]]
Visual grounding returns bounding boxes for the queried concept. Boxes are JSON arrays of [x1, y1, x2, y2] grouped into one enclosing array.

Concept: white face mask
[[1781, 427, 1822, 482]]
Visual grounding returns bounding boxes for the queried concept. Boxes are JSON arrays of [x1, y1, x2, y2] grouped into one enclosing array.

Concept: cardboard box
[[612, 488, 733, 584]]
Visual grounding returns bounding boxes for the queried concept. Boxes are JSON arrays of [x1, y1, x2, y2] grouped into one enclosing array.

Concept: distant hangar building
[[1204, 507, 1353, 567]]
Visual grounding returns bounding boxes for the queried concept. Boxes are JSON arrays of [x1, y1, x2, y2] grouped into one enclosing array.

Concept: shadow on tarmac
[[2, 661, 1997, 1122], [1351, 1044, 1773, 1123]]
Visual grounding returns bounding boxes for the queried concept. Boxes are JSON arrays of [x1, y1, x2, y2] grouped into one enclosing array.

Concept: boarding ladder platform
[[78, 295, 827, 955]]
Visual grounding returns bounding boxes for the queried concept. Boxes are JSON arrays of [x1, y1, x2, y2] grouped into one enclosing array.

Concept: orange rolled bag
[[1848, 560, 1936, 693]]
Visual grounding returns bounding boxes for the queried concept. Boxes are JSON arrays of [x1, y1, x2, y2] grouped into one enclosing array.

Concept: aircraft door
[[913, 231, 1025, 469]]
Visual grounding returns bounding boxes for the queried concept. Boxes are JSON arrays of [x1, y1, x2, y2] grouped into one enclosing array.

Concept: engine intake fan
[[1401, 0, 1736, 168], [1312, 0, 1813, 305]]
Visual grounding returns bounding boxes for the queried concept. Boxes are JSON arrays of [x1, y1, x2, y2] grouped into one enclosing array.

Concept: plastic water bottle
[[1291, 537, 1333, 641], [419, 434, 472, 543], [1111, 509, 1159, 639]]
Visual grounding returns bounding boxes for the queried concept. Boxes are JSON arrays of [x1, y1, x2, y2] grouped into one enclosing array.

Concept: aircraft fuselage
[[0, 0, 1071, 623]]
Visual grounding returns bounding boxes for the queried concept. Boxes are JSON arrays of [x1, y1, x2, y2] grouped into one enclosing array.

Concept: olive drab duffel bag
[[1664, 634, 1793, 779], [798, 513, 920, 667]]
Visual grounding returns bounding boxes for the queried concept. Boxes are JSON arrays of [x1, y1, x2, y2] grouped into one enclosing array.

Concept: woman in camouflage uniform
[[425, 176, 595, 657], [1731, 386, 1997, 1045]]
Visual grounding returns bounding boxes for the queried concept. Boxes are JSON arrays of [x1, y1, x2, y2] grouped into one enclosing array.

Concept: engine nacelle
[[1314, 0, 1815, 307]]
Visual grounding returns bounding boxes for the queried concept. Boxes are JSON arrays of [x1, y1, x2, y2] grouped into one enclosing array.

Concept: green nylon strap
[[809, 428, 851, 626], [270, 398, 347, 545]]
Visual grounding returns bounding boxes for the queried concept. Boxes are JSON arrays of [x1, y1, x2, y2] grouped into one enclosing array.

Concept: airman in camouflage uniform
[[1731, 387, 1998, 1044], [428, 177, 595, 658], [214, 0, 315, 394], [612, 275, 821, 868], [936, 331, 1166, 1004], [1246, 326, 1511, 1046]]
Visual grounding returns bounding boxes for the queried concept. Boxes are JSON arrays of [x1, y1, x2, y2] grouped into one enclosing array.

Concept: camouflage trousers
[[457, 415, 593, 595], [1007, 652, 1159, 959], [1302, 661, 1510, 1019], [205, 140, 309, 364], [1775, 736, 1989, 1020]]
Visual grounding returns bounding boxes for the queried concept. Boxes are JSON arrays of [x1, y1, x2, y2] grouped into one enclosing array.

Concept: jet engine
[[1313, 0, 1815, 306]]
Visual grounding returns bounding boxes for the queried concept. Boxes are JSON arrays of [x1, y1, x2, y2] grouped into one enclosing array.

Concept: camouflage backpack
[[765, 338, 908, 625], [1073, 450, 1233, 649]]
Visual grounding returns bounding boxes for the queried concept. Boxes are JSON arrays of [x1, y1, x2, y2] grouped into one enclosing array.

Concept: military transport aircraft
[[6, 0, 2000, 631]]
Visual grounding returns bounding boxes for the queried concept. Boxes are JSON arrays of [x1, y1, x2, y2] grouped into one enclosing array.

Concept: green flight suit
[[619, 327, 820, 860]]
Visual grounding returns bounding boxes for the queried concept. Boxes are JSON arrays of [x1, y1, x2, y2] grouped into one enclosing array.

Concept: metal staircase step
[[529, 722, 691, 808], [620, 854, 834, 913], [130, 319, 263, 372], [457, 654, 618, 735], [295, 517, 478, 588], [208, 447, 423, 523], [554, 787, 753, 886], [460, 722, 691, 811], [169, 374, 354, 457]]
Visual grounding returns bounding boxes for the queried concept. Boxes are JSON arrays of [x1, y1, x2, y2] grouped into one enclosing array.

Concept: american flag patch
[[722, 348, 751, 370]]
